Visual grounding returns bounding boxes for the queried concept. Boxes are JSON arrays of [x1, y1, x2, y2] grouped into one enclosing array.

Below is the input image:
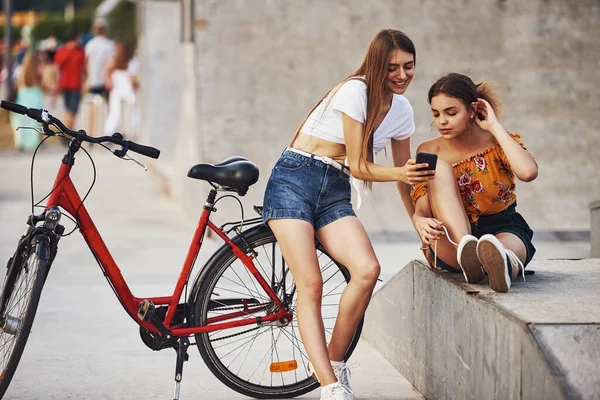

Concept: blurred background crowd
[[1, 0, 598, 240], [0, 0, 138, 151]]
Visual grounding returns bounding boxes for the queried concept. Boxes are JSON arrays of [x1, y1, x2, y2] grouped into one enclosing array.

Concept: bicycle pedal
[[137, 299, 155, 321]]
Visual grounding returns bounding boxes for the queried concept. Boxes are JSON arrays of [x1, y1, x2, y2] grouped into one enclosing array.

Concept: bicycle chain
[[209, 301, 284, 342], [210, 301, 271, 313], [211, 326, 262, 342]]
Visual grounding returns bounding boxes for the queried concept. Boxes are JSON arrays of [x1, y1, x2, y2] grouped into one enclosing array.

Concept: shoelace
[[331, 381, 354, 397], [505, 249, 526, 282], [334, 363, 352, 388], [433, 225, 458, 270], [430, 227, 526, 283]]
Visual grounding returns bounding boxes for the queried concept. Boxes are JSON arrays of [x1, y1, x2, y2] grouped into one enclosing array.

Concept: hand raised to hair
[[399, 159, 436, 185], [472, 98, 500, 132]]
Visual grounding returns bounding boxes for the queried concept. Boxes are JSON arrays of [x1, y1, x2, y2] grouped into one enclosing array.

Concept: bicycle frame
[[45, 151, 289, 337]]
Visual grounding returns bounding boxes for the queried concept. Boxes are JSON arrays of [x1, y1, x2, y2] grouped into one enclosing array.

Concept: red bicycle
[[0, 101, 362, 399]]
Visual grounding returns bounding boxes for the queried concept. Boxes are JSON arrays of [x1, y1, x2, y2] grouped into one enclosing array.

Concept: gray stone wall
[[137, 0, 182, 167], [146, 0, 600, 232]]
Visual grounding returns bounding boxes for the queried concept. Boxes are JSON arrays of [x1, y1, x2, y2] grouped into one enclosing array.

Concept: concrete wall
[[363, 259, 600, 399], [591, 200, 600, 256], [137, 0, 182, 173], [141, 0, 600, 232]]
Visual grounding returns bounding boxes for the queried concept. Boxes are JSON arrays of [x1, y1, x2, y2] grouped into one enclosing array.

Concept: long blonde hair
[[291, 29, 416, 188], [19, 51, 41, 88]]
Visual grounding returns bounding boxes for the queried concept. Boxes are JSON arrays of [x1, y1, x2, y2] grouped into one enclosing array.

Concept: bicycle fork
[[173, 336, 190, 400]]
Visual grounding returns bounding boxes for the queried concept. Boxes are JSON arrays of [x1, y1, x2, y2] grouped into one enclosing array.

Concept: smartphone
[[415, 152, 437, 176]]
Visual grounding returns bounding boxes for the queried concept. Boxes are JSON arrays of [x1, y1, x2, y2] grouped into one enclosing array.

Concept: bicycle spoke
[[194, 229, 362, 397]]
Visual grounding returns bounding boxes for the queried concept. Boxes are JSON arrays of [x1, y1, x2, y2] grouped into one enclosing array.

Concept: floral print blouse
[[410, 133, 528, 223]]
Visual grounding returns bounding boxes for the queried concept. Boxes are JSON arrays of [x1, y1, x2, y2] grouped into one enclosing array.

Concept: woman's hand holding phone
[[400, 157, 436, 185]]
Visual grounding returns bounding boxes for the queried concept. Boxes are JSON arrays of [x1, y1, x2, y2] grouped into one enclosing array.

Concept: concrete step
[[362, 259, 600, 400]]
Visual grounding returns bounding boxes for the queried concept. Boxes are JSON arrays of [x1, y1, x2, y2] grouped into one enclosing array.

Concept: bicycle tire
[[0, 234, 51, 399], [188, 224, 363, 399]]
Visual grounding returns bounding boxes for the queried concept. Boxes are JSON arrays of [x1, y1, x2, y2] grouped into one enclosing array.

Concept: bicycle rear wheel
[[0, 234, 50, 398], [188, 225, 363, 399]]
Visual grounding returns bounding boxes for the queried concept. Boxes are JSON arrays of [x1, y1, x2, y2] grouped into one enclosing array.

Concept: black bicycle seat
[[214, 156, 249, 166], [187, 158, 259, 194]]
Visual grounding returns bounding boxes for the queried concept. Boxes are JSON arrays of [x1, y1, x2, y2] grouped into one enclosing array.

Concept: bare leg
[[424, 160, 472, 269], [64, 111, 75, 130], [315, 216, 380, 362], [495, 232, 527, 279], [268, 219, 337, 386]]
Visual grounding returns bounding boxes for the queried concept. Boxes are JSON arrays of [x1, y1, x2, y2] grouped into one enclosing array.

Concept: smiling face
[[386, 49, 415, 95], [430, 94, 473, 139]]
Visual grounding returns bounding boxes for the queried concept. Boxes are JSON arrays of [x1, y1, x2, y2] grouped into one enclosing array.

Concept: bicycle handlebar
[[1, 100, 161, 159]]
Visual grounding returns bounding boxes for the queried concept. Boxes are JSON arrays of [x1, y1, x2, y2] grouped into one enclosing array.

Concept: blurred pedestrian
[[39, 49, 59, 110], [85, 18, 114, 98], [54, 29, 86, 129], [10, 51, 43, 151], [104, 42, 136, 136]]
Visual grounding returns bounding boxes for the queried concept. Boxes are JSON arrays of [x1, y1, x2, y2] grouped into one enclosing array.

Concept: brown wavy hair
[[291, 29, 416, 188], [427, 72, 502, 117], [19, 51, 41, 88]]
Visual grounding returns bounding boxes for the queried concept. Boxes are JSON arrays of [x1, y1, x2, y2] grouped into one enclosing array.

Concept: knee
[[352, 263, 380, 287], [430, 160, 456, 188], [296, 275, 323, 301]]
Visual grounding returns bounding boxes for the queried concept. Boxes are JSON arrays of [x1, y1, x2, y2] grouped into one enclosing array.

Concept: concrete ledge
[[363, 259, 600, 400], [590, 200, 600, 257]]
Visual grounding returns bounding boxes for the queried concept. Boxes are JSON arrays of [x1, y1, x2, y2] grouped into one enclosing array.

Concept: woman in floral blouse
[[410, 73, 538, 293]]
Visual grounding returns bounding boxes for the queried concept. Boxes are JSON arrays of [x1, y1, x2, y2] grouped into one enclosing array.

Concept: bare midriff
[[291, 133, 347, 165]]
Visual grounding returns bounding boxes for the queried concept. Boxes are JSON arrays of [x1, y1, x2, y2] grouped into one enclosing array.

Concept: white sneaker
[[320, 381, 354, 400], [476, 234, 511, 292], [331, 360, 351, 391], [310, 361, 354, 398], [457, 234, 485, 283]]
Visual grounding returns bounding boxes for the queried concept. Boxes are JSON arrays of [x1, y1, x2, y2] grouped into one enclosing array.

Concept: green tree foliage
[[30, 14, 92, 43], [0, 25, 21, 40], [10, 0, 91, 13]]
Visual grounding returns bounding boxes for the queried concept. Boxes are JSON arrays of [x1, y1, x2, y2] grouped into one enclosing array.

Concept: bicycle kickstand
[[173, 336, 190, 400]]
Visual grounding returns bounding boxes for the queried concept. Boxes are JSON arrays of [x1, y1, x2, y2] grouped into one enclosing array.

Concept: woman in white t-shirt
[[262, 29, 434, 400]]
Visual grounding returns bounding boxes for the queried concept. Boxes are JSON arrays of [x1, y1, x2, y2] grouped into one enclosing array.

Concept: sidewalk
[[0, 147, 423, 399]]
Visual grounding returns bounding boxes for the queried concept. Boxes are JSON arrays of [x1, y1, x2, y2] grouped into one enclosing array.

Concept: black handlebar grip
[[26, 108, 43, 123], [128, 141, 161, 159], [1, 100, 28, 115]]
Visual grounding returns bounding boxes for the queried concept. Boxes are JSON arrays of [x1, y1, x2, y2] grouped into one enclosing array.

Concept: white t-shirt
[[300, 79, 415, 154], [300, 79, 415, 208], [85, 36, 115, 88]]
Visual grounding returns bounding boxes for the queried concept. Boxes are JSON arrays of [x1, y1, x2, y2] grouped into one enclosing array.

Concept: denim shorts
[[62, 90, 82, 114], [262, 149, 356, 230]]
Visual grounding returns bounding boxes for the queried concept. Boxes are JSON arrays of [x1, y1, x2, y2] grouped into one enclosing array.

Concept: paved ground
[[0, 147, 425, 400], [0, 147, 589, 399]]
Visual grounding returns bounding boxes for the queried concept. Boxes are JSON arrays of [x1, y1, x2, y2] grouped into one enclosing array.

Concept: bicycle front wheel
[[0, 235, 50, 398], [188, 225, 363, 399]]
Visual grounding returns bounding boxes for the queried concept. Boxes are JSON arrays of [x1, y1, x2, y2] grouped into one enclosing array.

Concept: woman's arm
[[342, 113, 432, 184], [412, 193, 445, 245], [391, 137, 415, 217], [475, 99, 538, 182], [104, 58, 115, 91]]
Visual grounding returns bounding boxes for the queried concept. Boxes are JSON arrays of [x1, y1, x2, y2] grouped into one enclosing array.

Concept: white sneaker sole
[[457, 235, 485, 283], [477, 234, 511, 293]]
